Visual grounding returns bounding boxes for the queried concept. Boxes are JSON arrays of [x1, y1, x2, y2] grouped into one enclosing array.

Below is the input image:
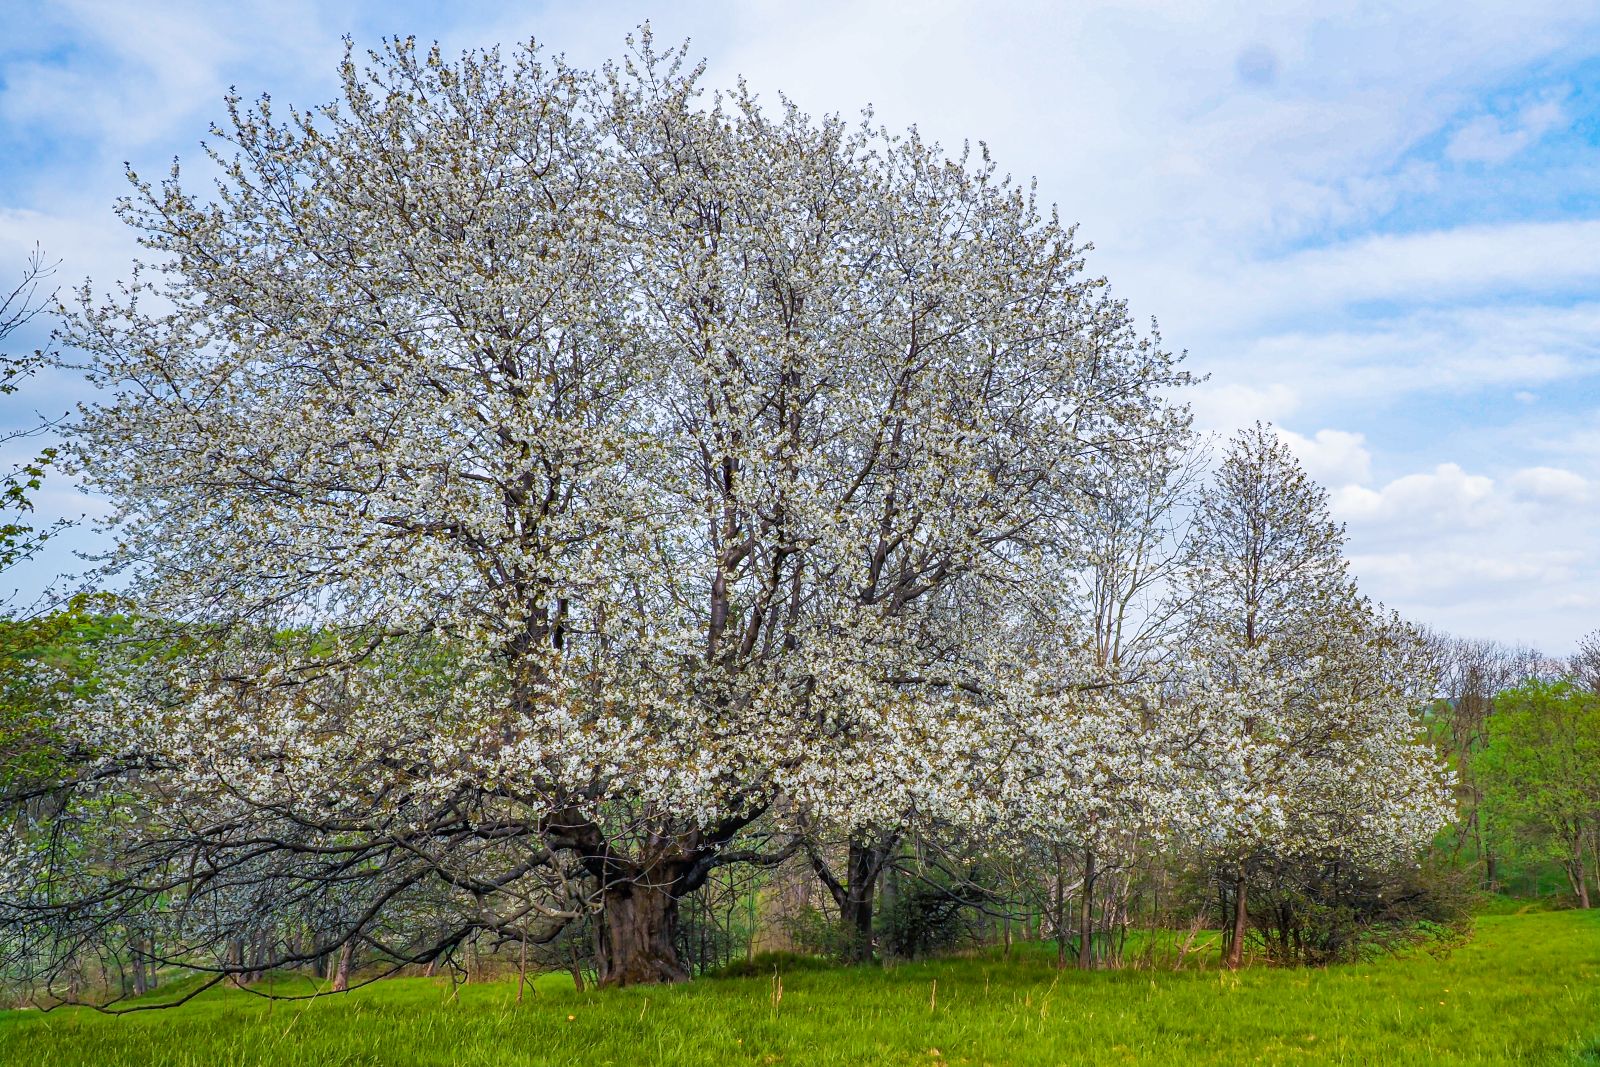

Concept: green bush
[[1253, 853, 1474, 965]]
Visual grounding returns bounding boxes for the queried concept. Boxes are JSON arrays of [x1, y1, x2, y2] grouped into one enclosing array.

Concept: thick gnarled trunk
[[596, 881, 689, 986], [548, 804, 765, 985]]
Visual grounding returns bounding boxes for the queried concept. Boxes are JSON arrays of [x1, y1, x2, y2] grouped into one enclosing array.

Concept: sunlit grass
[[3, 911, 1596, 1065]]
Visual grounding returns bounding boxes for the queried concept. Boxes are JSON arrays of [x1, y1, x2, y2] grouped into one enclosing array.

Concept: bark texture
[[596, 881, 689, 986], [1227, 868, 1249, 970]]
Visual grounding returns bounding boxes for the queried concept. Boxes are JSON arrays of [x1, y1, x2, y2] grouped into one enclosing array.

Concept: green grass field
[[3, 911, 1597, 1066]]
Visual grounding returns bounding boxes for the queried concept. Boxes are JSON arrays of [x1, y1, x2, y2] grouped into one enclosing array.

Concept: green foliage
[[675, 874, 765, 976], [777, 904, 862, 962], [0, 604, 129, 799], [0, 448, 61, 577], [1474, 681, 1600, 901], [878, 875, 989, 960], [1, 912, 1596, 1065], [1252, 853, 1475, 965]]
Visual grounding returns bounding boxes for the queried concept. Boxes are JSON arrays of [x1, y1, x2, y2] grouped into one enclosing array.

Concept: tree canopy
[[1475, 680, 1600, 907], [1, 34, 1451, 992]]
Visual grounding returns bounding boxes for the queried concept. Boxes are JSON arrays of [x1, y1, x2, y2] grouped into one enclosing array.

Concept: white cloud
[[1332, 463, 1498, 527], [1202, 302, 1600, 423], [0, 206, 140, 297], [1348, 543, 1595, 653], [1190, 382, 1300, 433], [1445, 94, 1567, 164], [1351, 549, 1579, 596], [1508, 465, 1591, 503], [1331, 457, 1597, 651], [1171, 220, 1600, 334], [1276, 427, 1372, 486], [0, 0, 336, 147]]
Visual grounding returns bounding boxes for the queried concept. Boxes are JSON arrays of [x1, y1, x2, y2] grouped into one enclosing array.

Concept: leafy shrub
[[1253, 853, 1473, 965], [778, 905, 862, 962], [879, 883, 981, 959]]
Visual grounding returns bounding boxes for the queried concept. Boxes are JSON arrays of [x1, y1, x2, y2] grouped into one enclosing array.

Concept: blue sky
[[1, 0, 1597, 651]]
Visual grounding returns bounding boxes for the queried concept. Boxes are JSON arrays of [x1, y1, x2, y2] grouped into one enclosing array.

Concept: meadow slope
[[2, 911, 1596, 1066]]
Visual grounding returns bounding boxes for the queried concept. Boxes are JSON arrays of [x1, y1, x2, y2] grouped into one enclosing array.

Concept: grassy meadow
[[2, 911, 1596, 1066]]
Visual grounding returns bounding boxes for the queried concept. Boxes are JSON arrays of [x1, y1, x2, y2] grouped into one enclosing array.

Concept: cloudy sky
[[1, 0, 1597, 651]]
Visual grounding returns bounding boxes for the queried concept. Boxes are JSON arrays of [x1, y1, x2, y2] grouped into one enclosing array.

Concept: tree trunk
[[1570, 835, 1591, 909], [840, 842, 880, 961], [881, 856, 899, 945], [130, 938, 148, 997], [1053, 845, 1068, 971], [331, 942, 353, 992], [1591, 828, 1600, 904], [1076, 848, 1097, 970], [807, 837, 893, 963], [596, 880, 689, 986], [1226, 866, 1248, 970]]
